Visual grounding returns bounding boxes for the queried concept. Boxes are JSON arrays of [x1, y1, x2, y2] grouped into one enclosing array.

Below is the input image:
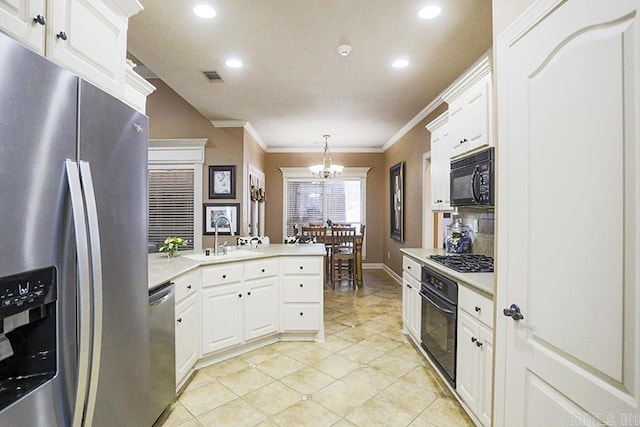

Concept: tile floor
[[158, 269, 474, 427]]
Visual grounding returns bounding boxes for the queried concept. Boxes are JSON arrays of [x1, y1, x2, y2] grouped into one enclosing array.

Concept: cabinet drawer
[[174, 270, 201, 303], [459, 285, 494, 329], [282, 305, 320, 331], [281, 257, 322, 275], [283, 277, 321, 303], [402, 256, 422, 281], [201, 263, 243, 286], [244, 258, 279, 280]]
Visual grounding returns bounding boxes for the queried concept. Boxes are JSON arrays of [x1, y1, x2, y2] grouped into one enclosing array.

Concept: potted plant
[[159, 236, 187, 258]]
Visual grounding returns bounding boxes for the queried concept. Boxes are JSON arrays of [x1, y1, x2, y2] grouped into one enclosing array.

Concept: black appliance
[[430, 254, 494, 273], [450, 147, 494, 207], [420, 265, 458, 386]]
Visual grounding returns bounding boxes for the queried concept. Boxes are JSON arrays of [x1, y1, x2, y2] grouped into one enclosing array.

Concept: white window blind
[[148, 169, 195, 250], [285, 179, 362, 236]]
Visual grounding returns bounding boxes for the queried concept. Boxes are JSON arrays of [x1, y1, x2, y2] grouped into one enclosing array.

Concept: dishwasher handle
[[149, 283, 175, 307]]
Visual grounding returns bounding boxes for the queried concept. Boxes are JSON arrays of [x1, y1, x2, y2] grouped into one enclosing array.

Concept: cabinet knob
[[177, 318, 182, 323], [187, 285, 192, 290], [299, 283, 304, 288], [299, 266, 304, 270], [471, 337, 477, 343], [238, 293, 242, 298], [407, 266, 411, 270], [474, 306, 481, 313], [261, 269, 265, 273], [222, 274, 227, 279], [247, 292, 251, 296], [56, 31, 68, 41], [299, 312, 304, 316], [475, 341, 483, 348], [33, 15, 46, 26]]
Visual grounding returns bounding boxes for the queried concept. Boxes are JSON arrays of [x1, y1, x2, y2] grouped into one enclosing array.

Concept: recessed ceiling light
[[193, 4, 216, 19], [419, 5, 441, 19], [392, 59, 409, 68], [225, 59, 243, 68]]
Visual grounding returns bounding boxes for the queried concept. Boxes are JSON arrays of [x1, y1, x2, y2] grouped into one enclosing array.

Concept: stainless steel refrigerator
[[0, 31, 149, 426]]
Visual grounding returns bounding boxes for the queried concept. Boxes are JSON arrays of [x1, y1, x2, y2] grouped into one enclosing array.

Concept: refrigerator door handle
[[65, 160, 93, 427], [79, 160, 103, 426]]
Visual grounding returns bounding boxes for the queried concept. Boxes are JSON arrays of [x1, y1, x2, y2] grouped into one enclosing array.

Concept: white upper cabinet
[[443, 56, 493, 158], [0, 0, 143, 98], [0, 0, 45, 53], [426, 112, 453, 211]]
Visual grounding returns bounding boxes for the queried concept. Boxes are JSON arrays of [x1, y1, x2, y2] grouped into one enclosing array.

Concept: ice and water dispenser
[[0, 267, 57, 410]]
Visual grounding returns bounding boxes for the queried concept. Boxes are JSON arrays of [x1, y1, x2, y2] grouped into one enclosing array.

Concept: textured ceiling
[[127, 0, 492, 151]]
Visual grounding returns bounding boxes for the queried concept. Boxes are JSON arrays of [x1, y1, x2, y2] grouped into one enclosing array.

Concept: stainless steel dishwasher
[[149, 282, 176, 425]]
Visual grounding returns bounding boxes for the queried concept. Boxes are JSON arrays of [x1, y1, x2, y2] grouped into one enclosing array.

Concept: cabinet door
[[0, 0, 45, 53], [409, 283, 422, 341], [463, 74, 491, 153], [245, 277, 278, 340], [402, 275, 411, 334], [456, 310, 479, 412], [201, 283, 243, 354], [448, 97, 467, 158], [47, 0, 127, 96], [175, 293, 199, 385], [430, 127, 443, 210], [478, 323, 493, 427]]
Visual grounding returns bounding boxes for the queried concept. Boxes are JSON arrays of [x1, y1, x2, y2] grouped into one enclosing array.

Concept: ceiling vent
[[203, 71, 223, 82]]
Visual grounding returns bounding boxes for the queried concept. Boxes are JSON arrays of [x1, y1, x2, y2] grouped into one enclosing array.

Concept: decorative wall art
[[208, 165, 236, 199], [203, 203, 240, 235], [389, 162, 404, 241]]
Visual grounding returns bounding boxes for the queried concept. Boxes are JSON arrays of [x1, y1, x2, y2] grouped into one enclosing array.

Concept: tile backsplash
[[449, 209, 494, 257]]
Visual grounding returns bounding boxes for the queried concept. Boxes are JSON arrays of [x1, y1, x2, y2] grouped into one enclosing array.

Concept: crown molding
[[425, 111, 449, 132], [267, 146, 384, 154], [211, 120, 268, 151]]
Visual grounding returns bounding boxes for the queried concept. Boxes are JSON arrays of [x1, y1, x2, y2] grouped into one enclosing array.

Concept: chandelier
[[309, 135, 344, 179]]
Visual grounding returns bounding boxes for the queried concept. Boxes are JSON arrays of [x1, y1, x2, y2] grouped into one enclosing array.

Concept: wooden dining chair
[[330, 227, 357, 288], [293, 224, 300, 236], [331, 222, 352, 228], [308, 222, 324, 227], [300, 226, 327, 243]]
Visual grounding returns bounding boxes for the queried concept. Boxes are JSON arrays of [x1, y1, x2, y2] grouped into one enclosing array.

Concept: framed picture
[[203, 203, 240, 235], [390, 162, 404, 241], [208, 165, 236, 199]]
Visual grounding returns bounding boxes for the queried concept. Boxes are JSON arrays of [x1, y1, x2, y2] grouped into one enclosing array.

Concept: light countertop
[[149, 243, 326, 291], [400, 248, 495, 297]]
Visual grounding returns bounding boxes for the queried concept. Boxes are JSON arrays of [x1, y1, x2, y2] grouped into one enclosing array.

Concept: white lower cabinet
[[402, 256, 422, 344], [173, 269, 201, 387], [456, 287, 494, 426], [201, 282, 244, 354], [280, 256, 323, 332], [200, 258, 281, 356], [175, 293, 199, 385], [244, 276, 278, 340]]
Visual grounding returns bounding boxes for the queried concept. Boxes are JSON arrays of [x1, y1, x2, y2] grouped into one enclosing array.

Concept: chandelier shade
[[309, 135, 344, 179]]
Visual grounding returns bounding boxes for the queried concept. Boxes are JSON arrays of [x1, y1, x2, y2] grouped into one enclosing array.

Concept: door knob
[[503, 304, 524, 320]]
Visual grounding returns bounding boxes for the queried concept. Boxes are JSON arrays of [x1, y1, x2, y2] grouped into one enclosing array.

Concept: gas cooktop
[[429, 254, 494, 273]]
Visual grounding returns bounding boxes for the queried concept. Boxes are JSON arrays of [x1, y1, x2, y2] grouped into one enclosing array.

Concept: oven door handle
[[420, 291, 454, 315]]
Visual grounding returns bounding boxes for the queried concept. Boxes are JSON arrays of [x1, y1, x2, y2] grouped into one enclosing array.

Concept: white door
[[201, 283, 243, 354], [494, 1, 640, 426], [0, 0, 45, 53], [244, 277, 278, 340]]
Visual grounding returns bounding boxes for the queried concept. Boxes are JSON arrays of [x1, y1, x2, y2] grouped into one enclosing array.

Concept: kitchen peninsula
[[149, 243, 326, 391]]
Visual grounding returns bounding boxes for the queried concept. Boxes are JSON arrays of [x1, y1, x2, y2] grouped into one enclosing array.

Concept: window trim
[[279, 167, 370, 257], [149, 139, 206, 250]]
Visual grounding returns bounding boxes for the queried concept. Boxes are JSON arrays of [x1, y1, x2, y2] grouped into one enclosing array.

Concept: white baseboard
[[382, 264, 402, 284]]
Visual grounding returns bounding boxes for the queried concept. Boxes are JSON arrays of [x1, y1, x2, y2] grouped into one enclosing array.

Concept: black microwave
[[450, 147, 494, 207]]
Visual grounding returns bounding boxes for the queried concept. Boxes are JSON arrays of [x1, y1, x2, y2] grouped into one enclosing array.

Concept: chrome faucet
[[213, 215, 234, 256]]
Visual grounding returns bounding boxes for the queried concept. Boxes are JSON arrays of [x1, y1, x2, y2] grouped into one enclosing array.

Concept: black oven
[[450, 147, 494, 207], [420, 265, 458, 386]]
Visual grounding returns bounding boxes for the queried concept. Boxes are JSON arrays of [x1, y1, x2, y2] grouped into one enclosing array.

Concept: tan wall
[[382, 104, 448, 276], [146, 79, 244, 247], [264, 152, 385, 263]]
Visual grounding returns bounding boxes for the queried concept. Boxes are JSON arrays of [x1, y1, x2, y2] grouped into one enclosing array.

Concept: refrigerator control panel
[[0, 267, 57, 319]]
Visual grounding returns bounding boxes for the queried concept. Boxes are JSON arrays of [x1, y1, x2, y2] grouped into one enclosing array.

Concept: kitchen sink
[[183, 249, 262, 261]]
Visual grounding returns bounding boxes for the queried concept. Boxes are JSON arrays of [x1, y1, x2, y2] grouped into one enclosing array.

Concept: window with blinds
[[148, 169, 195, 250], [285, 179, 362, 236]]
